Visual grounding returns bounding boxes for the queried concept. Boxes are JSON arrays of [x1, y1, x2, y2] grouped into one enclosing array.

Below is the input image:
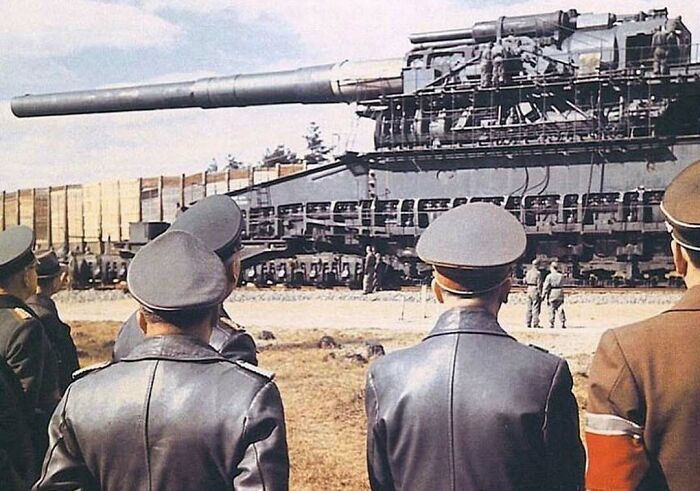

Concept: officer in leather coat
[[365, 203, 585, 490], [34, 230, 289, 490], [112, 195, 257, 365], [0, 226, 60, 466]]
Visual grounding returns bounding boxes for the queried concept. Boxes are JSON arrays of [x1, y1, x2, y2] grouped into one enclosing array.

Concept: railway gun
[[9, 7, 700, 288]]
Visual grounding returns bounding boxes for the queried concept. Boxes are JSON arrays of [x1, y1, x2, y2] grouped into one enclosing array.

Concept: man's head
[[0, 226, 38, 301], [35, 251, 66, 296], [170, 195, 244, 295], [532, 258, 541, 267], [661, 161, 700, 285], [417, 203, 526, 314], [550, 261, 559, 273], [128, 230, 229, 341]]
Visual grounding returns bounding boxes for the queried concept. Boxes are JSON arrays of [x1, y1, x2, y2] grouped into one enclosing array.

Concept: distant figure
[[363, 246, 377, 294], [479, 42, 493, 88], [586, 160, 700, 489], [652, 26, 670, 75], [365, 203, 584, 490], [543, 261, 566, 328], [26, 251, 80, 394], [491, 39, 505, 87], [524, 258, 543, 328]]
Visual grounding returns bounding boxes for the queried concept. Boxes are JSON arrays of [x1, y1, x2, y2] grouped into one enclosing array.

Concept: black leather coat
[[26, 294, 80, 393], [0, 357, 36, 490], [113, 308, 258, 365], [365, 307, 585, 491], [34, 335, 289, 491]]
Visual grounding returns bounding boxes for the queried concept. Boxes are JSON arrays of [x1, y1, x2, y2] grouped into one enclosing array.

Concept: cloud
[[0, 0, 182, 58], [3, 0, 699, 192]]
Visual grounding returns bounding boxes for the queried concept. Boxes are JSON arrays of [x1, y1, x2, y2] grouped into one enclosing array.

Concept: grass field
[[71, 321, 590, 491]]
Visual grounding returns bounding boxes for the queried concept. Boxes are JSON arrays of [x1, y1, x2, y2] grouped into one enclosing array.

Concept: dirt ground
[[63, 292, 677, 491]]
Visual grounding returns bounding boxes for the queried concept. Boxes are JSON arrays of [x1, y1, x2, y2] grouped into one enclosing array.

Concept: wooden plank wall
[[0, 163, 304, 250]]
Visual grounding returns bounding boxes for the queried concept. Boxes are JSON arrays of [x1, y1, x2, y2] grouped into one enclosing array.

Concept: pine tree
[[303, 121, 331, 165]]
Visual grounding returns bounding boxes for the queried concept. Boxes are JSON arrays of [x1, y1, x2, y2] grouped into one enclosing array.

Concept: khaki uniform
[[524, 266, 542, 328], [586, 286, 700, 490], [543, 270, 566, 328]]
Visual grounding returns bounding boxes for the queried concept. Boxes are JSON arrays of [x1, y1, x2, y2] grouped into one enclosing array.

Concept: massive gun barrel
[[11, 58, 403, 118], [409, 10, 576, 45]]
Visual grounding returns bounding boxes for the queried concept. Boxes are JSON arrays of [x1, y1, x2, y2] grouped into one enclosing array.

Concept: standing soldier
[[35, 230, 289, 490], [112, 195, 257, 365], [543, 261, 567, 329], [365, 203, 584, 490], [524, 258, 543, 328], [651, 25, 669, 75], [586, 161, 700, 489], [26, 251, 80, 393], [363, 245, 377, 294], [491, 39, 505, 87], [479, 42, 493, 88], [0, 226, 60, 461]]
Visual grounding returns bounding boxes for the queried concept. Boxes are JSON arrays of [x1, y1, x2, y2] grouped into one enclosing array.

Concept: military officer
[[543, 260, 567, 328], [34, 230, 289, 490], [586, 161, 700, 490], [0, 226, 59, 453], [26, 251, 80, 393], [112, 195, 257, 365], [365, 203, 584, 490], [524, 258, 543, 328]]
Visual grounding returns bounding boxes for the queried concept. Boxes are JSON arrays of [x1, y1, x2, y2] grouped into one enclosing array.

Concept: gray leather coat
[[113, 309, 258, 365], [34, 335, 289, 491], [365, 307, 584, 491]]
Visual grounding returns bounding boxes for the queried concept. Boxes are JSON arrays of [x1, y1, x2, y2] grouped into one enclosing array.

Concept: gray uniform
[[524, 266, 542, 328], [480, 45, 493, 88], [34, 336, 289, 491], [543, 270, 567, 328], [366, 307, 585, 490]]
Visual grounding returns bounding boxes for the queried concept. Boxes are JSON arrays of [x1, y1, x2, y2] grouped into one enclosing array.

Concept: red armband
[[585, 413, 649, 490]]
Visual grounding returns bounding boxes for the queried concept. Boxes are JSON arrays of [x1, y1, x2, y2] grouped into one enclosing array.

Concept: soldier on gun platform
[[365, 203, 584, 490], [34, 230, 289, 490], [479, 42, 493, 88], [112, 195, 257, 365], [586, 160, 700, 489]]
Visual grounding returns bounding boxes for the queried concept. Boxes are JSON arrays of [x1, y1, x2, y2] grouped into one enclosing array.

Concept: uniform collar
[[0, 294, 38, 318], [424, 307, 514, 340], [27, 293, 56, 313], [666, 285, 700, 312], [122, 335, 225, 362]]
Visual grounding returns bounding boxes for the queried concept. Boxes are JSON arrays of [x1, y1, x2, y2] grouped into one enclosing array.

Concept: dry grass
[[72, 322, 589, 491]]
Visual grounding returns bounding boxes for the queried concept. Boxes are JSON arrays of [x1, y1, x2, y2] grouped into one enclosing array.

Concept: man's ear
[[137, 309, 148, 335], [431, 278, 445, 304], [671, 239, 688, 277], [500, 277, 512, 305]]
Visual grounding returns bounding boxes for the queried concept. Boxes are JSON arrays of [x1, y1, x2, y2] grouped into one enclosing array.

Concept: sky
[[1, 0, 698, 191]]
